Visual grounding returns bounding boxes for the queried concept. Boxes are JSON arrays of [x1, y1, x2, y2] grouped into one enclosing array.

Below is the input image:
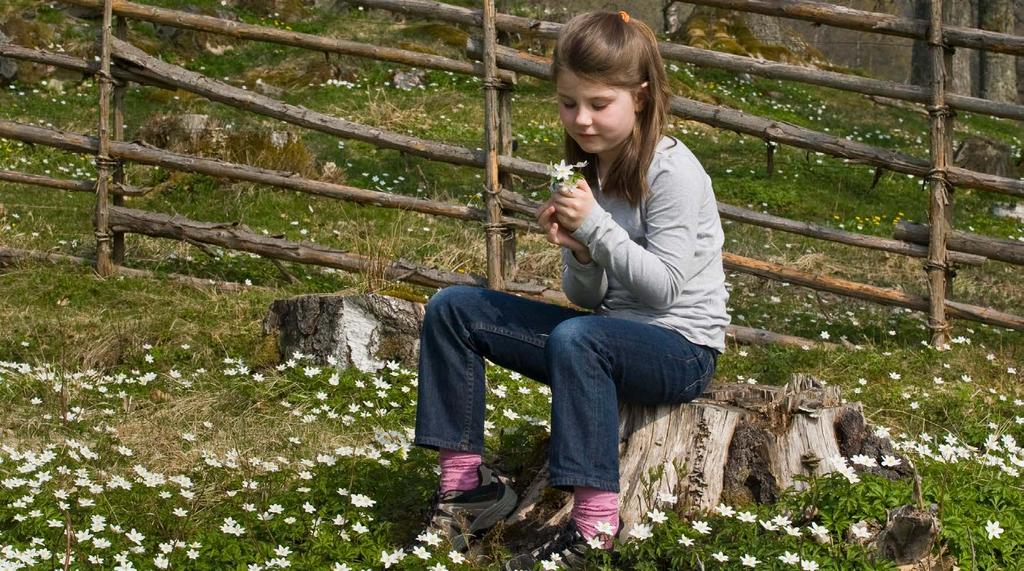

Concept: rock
[[61, 4, 102, 19], [0, 32, 18, 84], [254, 78, 285, 98], [664, 1, 695, 36], [392, 69, 426, 90], [991, 202, 1024, 222], [954, 136, 1018, 179], [262, 293, 426, 372], [313, 0, 345, 9]]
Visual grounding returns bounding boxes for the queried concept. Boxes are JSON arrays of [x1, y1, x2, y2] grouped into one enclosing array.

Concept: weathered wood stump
[[262, 293, 425, 372], [506, 374, 912, 539]]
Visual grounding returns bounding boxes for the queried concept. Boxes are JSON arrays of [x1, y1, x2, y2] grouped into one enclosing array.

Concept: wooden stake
[[94, 0, 116, 276], [482, 0, 504, 290], [925, 0, 953, 347], [498, 82, 518, 282], [112, 15, 127, 264]]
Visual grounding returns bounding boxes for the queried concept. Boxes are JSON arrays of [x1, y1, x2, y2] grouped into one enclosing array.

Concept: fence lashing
[[93, 0, 117, 276], [2, 0, 1023, 345], [112, 14, 128, 264], [923, 0, 955, 347], [481, 0, 506, 291]]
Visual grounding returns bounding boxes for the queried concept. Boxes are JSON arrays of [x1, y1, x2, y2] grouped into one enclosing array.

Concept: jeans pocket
[[669, 348, 716, 404]]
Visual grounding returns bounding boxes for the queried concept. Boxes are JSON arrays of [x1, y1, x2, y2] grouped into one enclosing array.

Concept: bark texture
[[505, 375, 913, 538], [263, 294, 426, 372], [979, 0, 1018, 102]]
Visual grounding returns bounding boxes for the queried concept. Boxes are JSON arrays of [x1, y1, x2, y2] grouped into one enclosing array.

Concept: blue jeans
[[414, 285, 717, 492]]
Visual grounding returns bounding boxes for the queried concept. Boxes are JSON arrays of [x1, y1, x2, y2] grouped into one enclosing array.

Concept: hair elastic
[[618, 10, 630, 23]]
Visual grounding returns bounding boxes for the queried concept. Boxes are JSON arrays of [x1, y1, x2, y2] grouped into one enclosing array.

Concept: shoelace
[[529, 523, 585, 561]]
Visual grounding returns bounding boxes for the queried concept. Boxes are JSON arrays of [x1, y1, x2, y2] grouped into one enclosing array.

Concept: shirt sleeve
[[560, 246, 607, 310], [570, 156, 705, 310]]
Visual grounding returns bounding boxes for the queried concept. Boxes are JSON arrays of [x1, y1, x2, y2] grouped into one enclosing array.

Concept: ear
[[634, 81, 649, 113]]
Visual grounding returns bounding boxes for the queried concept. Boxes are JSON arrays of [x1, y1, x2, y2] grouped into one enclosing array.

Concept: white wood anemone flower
[[548, 159, 588, 196]]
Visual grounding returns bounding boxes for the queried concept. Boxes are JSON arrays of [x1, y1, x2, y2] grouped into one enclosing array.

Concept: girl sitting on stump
[[413, 9, 730, 569]]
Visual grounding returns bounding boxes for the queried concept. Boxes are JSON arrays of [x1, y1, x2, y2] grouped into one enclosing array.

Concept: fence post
[[498, 85, 517, 281], [112, 15, 127, 264], [925, 0, 955, 347], [482, 0, 505, 290], [94, 0, 116, 276]]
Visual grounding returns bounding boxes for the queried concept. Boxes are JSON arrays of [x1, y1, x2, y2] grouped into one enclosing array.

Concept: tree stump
[[505, 374, 912, 539], [262, 293, 425, 372]]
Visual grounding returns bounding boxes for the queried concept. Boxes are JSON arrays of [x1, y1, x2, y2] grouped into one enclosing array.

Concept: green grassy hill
[[1, 1, 1023, 569]]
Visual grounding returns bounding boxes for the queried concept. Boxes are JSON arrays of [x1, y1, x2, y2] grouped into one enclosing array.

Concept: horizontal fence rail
[[105, 204, 1024, 332], [675, 0, 1024, 56], [469, 42, 1024, 199], [0, 246, 250, 291], [0, 120, 538, 233], [59, 0, 517, 84], [7, 116, 1009, 271], [721, 253, 1023, 330], [894, 222, 1024, 266], [110, 38, 549, 179], [357, 0, 1024, 121], [0, 0, 1020, 345]]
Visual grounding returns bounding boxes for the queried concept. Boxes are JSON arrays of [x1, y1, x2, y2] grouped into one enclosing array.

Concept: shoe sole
[[450, 485, 518, 552]]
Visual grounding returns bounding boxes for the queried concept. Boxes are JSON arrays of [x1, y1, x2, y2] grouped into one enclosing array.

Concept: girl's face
[[556, 70, 642, 167]]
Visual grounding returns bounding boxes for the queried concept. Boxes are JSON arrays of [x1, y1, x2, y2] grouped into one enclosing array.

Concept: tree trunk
[[911, 0, 977, 95], [948, 0, 980, 95], [505, 374, 913, 541], [979, 0, 1018, 102]]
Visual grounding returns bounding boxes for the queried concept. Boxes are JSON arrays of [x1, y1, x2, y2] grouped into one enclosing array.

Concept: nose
[[574, 107, 593, 128]]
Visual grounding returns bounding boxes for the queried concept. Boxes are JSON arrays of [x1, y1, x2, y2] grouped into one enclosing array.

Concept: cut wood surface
[[894, 221, 1024, 266]]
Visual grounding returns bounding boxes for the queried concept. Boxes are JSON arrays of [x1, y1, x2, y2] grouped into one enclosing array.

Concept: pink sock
[[438, 449, 482, 494], [572, 487, 619, 549]]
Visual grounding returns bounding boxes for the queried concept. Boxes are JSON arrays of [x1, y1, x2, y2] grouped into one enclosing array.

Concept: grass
[[1, 2, 1023, 570]]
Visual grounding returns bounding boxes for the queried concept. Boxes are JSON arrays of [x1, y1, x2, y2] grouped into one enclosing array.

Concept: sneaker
[[503, 517, 622, 570], [426, 463, 518, 552]]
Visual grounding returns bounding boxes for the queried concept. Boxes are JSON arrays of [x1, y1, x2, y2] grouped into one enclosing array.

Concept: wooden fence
[[1, 0, 1023, 347]]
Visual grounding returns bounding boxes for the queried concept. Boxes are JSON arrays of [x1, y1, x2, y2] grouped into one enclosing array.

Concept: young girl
[[413, 10, 729, 568]]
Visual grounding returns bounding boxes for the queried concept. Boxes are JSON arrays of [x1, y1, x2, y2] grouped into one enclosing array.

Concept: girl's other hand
[[537, 202, 591, 263], [551, 177, 595, 232]]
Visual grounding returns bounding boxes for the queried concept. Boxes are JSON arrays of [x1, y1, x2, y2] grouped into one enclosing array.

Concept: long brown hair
[[552, 11, 671, 208]]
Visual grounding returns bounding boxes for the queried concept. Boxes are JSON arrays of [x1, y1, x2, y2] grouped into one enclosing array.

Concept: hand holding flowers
[[538, 160, 596, 263]]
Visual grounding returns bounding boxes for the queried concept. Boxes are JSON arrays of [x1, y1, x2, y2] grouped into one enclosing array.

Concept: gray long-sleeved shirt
[[562, 135, 730, 352]]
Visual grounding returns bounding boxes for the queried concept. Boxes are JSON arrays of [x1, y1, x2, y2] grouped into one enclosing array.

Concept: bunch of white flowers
[[548, 160, 588, 195]]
